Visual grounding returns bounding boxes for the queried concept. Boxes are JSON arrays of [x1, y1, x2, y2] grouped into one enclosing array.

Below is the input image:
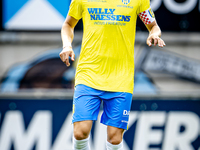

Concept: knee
[[107, 127, 124, 145], [73, 122, 91, 140], [74, 131, 88, 140], [107, 137, 122, 145], [107, 132, 123, 145]]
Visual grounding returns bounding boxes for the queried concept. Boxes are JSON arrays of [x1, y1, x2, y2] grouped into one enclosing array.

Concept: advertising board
[[1, 0, 200, 31], [0, 99, 199, 150]]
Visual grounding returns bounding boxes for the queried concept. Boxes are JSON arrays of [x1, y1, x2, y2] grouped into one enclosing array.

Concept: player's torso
[[75, 0, 139, 93]]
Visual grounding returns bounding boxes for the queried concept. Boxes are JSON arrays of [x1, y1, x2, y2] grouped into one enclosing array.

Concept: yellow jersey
[[68, 0, 150, 94]]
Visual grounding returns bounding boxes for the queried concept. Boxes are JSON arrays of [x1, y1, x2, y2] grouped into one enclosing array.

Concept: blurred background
[[0, 0, 200, 150]]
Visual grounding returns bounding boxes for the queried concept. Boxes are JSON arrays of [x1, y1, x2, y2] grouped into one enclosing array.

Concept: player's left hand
[[147, 34, 166, 48]]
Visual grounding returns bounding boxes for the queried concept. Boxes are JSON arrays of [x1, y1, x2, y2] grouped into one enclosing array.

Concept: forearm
[[61, 22, 74, 47], [149, 24, 161, 38], [59, 15, 79, 66]]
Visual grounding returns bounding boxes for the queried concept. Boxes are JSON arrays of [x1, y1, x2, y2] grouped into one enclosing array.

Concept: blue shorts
[[72, 84, 132, 130]]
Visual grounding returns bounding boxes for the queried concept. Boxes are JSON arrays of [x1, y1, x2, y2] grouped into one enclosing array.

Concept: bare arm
[[60, 15, 79, 67], [145, 21, 166, 47]]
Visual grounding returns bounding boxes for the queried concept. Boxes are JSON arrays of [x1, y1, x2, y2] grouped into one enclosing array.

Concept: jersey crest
[[122, 0, 130, 5]]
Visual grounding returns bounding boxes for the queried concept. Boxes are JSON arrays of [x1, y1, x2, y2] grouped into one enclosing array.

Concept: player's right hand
[[59, 46, 75, 67]]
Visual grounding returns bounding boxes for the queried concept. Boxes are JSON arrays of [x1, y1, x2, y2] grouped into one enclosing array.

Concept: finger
[[147, 39, 152, 47], [64, 54, 70, 67], [163, 41, 166, 46], [160, 39, 166, 47], [65, 59, 70, 67], [71, 51, 75, 61], [59, 53, 65, 62], [69, 51, 75, 61], [154, 38, 158, 46], [158, 39, 163, 47]]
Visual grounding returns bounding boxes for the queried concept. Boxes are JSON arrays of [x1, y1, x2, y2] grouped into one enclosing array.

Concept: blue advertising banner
[[0, 99, 200, 150]]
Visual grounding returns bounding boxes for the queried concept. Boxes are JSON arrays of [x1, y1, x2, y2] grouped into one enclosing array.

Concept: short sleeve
[[68, 0, 83, 20], [137, 0, 150, 15]]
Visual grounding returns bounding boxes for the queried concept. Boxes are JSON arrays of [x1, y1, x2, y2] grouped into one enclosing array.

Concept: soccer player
[[59, 0, 165, 149]]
